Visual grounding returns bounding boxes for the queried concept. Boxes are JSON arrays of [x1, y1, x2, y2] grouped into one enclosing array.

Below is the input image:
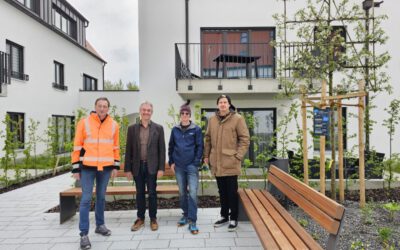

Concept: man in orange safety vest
[[71, 97, 120, 250]]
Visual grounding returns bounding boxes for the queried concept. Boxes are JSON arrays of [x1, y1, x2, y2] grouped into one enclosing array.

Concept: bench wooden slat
[[60, 185, 179, 196], [238, 189, 281, 250], [252, 189, 310, 250], [117, 164, 175, 178], [244, 189, 295, 250], [270, 165, 345, 220], [268, 173, 340, 235], [262, 190, 323, 250]]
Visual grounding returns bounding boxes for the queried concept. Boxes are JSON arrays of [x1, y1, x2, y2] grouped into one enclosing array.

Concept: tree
[[274, 0, 391, 199], [382, 99, 400, 189]]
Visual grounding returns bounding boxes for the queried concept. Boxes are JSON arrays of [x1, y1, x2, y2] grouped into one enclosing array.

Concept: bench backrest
[[116, 163, 175, 178], [268, 165, 345, 236]]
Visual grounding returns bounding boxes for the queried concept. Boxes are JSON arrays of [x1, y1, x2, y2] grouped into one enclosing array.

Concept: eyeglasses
[[180, 112, 190, 115]]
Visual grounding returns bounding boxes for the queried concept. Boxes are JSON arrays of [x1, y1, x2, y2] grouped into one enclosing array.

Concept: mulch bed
[[324, 187, 400, 202]]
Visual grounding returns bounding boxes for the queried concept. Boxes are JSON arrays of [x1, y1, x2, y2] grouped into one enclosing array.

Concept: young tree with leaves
[[274, 0, 391, 199]]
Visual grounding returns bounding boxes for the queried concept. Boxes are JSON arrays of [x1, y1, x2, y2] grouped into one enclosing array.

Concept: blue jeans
[[134, 162, 157, 219], [79, 168, 112, 236], [175, 164, 199, 222]]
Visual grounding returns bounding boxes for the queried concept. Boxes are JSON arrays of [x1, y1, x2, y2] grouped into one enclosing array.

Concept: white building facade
[[138, 0, 400, 165], [0, 0, 107, 156]]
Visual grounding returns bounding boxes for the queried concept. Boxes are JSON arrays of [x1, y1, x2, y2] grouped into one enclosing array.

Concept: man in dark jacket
[[124, 101, 165, 232], [168, 103, 203, 234]]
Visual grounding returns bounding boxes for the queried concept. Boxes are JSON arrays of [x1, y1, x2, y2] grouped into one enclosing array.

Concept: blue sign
[[314, 108, 330, 136]]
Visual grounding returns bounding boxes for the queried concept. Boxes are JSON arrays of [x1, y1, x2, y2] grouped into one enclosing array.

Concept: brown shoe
[[131, 218, 144, 231], [150, 218, 158, 231]]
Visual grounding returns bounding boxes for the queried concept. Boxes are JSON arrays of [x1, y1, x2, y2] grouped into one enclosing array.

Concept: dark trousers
[[134, 162, 157, 219], [216, 175, 238, 221]]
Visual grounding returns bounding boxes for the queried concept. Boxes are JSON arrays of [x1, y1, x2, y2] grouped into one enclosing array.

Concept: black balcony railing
[[175, 43, 276, 80], [0, 51, 11, 92]]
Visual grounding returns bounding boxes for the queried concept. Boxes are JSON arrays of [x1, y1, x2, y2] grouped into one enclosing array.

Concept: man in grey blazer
[[125, 101, 165, 231]]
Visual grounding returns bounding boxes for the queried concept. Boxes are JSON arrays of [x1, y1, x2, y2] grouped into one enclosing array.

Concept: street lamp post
[[362, 0, 383, 152]]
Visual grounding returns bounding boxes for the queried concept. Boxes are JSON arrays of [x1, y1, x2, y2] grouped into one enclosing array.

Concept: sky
[[67, 0, 139, 86]]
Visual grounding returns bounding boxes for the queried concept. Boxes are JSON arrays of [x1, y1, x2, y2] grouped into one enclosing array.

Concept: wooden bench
[[60, 164, 178, 224], [238, 165, 345, 250]]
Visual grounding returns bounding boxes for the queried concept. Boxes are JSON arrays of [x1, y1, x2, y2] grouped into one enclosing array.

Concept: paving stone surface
[[0, 173, 262, 249]]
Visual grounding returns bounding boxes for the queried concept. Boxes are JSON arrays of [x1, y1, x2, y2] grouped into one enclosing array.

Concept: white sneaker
[[228, 220, 238, 232]]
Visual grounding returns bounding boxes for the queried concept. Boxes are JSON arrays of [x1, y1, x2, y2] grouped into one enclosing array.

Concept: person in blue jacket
[[168, 101, 203, 234]]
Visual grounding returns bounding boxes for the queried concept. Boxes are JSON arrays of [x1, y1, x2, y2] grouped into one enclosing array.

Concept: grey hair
[[139, 101, 153, 111]]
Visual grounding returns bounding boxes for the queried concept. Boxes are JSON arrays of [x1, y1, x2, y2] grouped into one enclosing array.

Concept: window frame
[[53, 60, 67, 91], [17, 0, 40, 15], [7, 112, 25, 149], [200, 27, 276, 78], [52, 115, 75, 153], [6, 40, 25, 80], [83, 74, 98, 91], [52, 5, 78, 40]]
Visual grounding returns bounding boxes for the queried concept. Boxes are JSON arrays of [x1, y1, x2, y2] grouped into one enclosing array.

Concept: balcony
[[175, 43, 280, 97]]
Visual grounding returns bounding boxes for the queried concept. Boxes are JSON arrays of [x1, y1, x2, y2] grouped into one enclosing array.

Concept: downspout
[[185, 0, 189, 69], [102, 62, 106, 90]]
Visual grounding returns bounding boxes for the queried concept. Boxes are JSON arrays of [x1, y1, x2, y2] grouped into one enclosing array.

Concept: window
[[201, 28, 275, 78], [7, 112, 25, 149], [52, 115, 74, 153], [6, 40, 25, 80], [52, 6, 77, 40], [202, 108, 276, 167], [53, 61, 67, 90], [313, 107, 347, 151], [17, 0, 40, 15], [83, 74, 98, 90]]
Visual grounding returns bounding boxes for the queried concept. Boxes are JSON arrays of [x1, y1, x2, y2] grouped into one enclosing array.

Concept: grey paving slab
[[49, 243, 78, 250], [137, 239, 169, 248], [234, 237, 262, 246], [236, 231, 258, 237], [17, 243, 55, 250], [205, 238, 236, 247], [0, 173, 261, 250], [169, 238, 205, 248], [0, 230, 26, 239], [105, 234, 133, 241], [22, 229, 68, 238], [182, 232, 210, 239], [230, 247, 263, 250], [158, 232, 184, 239], [23, 237, 53, 244], [210, 232, 238, 238], [180, 248, 230, 250], [86, 241, 112, 250], [1, 238, 26, 244], [49, 236, 79, 243], [108, 241, 140, 250], [132, 233, 159, 240], [0, 244, 20, 250]]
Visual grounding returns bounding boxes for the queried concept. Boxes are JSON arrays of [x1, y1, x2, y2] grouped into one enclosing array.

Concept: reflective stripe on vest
[[83, 117, 114, 144], [111, 121, 116, 138], [84, 118, 91, 138], [80, 156, 114, 162], [84, 138, 114, 144]]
